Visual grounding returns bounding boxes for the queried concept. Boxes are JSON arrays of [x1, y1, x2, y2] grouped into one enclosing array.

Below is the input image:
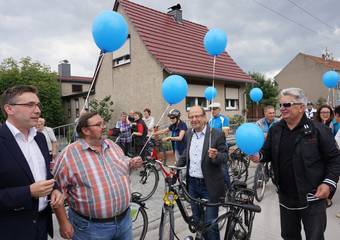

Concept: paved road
[[51, 162, 340, 239]]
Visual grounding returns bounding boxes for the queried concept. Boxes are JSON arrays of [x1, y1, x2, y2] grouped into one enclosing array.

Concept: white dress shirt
[[189, 125, 207, 178], [6, 121, 48, 211]]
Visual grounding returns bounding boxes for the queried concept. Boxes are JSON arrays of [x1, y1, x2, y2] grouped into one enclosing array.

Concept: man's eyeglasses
[[188, 114, 204, 120], [169, 117, 176, 120], [211, 107, 219, 110], [279, 102, 302, 108], [10, 102, 42, 109], [87, 122, 106, 128]]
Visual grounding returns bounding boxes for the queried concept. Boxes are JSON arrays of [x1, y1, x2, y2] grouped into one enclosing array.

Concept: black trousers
[[280, 199, 326, 240]]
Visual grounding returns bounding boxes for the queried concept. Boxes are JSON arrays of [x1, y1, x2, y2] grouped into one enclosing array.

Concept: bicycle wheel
[[159, 207, 175, 240], [130, 164, 159, 201], [131, 202, 148, 240], [253, 163, 266, 202], [229, 156, 249, 182], [224, 217, 248, 240]]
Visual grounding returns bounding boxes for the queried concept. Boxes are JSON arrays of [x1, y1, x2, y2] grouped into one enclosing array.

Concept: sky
[[1, 0, 339, 79]]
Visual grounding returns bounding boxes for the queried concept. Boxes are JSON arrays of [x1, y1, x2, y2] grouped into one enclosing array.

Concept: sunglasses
[[279, 102, 302, 108], [169, 117, 176, 120]]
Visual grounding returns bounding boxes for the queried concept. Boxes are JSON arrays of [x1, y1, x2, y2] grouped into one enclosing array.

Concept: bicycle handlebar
[[177, 172, 261, 213], [154, 159, 186, 171]]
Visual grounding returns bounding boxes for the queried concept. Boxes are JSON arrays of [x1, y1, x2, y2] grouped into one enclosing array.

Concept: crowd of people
[[1, 85, 340, 240]]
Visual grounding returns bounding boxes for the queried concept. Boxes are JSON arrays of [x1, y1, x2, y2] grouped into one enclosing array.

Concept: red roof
[[302, 53, 340, 71], [58, 76, 92, 83], [117, 0, 253, 83]]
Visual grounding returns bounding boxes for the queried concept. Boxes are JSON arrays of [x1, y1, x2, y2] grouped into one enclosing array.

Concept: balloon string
[[82, 52, 105, 113], [139, 104, 171, 156], [327, 88, 330, 105], [209, 56, 217, 149]]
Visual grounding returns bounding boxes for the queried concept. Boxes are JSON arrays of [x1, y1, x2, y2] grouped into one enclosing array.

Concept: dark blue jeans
[[188, 176, 220, 240]]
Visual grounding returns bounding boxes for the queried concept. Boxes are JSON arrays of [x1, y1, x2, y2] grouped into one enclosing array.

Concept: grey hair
[[280, 88, 308, 106]]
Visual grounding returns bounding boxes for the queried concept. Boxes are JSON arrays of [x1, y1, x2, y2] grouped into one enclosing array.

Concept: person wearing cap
[[305, 101, 317, 120], [154, 109, 188, 162], [208, 102, 230, 137]]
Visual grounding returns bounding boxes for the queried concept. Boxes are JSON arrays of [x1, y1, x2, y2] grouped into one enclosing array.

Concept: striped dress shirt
[[53, 138, 131, 218]]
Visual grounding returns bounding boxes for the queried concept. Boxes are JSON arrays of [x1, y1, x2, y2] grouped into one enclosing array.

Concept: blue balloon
[[204, 28, 227, 56], [162, 75, 188, 105], [249, 88, 263, 103], [92, 11, 128, 53], [322, 70, 339, 88], [236, 123, 265, 155], [204, 87, 217, 101]]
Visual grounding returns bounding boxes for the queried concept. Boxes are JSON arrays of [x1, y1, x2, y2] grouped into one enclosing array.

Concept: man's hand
[[129, 156, 143, 169], [208, 148, 218, 159], [59, 220, 74, 239], [162, 137, 171, 142], [50, 190, 64, 208], [314, 183, 331, 199], [30, 179, 55, 198]]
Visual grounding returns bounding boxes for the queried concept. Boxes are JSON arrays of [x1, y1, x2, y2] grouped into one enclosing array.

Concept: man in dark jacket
[[0, 85, 64, 240], [251, 87, 340, 240], [177, 106, 227, 240]]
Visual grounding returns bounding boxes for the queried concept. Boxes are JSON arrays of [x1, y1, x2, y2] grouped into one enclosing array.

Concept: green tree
[[246, 72, 280, 106], [89, 96, 114, 123], [0, 57, 64, 127]]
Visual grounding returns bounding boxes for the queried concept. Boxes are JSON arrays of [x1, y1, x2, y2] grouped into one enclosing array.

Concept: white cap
[[208, 102, 221, 108]]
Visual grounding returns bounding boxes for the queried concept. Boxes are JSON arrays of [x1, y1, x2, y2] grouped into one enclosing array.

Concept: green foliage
[[246, 72, 280, 106], [229, 114, 244, 125], [89, 95, 114, 122], [0, 57, 64, 127], [316, 97, 326, 108]]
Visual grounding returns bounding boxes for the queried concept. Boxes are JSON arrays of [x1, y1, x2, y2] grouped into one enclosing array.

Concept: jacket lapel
[[1, 125, 35, 183], [202, 125, 210, 162], [35, 133, 52, 179]]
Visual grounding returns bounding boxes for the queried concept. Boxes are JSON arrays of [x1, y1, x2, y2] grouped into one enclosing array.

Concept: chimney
[[58, 59, 71, 77], [167, 4, 182, 23]]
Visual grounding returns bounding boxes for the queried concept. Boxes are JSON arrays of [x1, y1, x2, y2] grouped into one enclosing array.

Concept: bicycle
[[156, 160, 261, 240], [131, 192, 149, 240], [253, 161, 273, 202], [227, 143, 250, 182]]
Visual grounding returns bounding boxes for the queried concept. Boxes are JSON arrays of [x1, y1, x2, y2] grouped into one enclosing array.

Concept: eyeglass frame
[[279, 102, 303, 108], [10, 102, 42, 109]]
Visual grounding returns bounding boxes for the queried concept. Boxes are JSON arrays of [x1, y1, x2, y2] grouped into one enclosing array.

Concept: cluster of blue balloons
[[249, 87, 263, 103], [162, 75, 188, 105], [204, 87, 217, 101], [204, 28, 227, 56], [92, 11, 128, 53], [322, 70, 340, 89], [236, 123, 265, 155]]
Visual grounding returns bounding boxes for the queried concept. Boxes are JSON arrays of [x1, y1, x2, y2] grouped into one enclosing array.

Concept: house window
[[225, 99, 239, 110], [72, 85, 82, 92], [186, 97, 208, 111], [225, 87, 239, 110], [113, 35, 131, 67]]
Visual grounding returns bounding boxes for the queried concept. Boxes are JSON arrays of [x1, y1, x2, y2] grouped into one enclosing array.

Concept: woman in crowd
[[154, 109, 187, 162]]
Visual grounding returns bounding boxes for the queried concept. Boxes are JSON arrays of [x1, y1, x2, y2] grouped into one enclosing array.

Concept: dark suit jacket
[[0, 124, 54, 239], [177, 125, 228, 202]]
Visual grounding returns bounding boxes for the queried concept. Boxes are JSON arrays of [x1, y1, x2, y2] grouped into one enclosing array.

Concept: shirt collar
[[6, 120, 37, 141], [79, 138, 110, 151], [192, 124, 207, 135]]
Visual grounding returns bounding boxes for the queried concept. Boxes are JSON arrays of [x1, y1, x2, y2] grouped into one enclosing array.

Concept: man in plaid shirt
[[53, 112, 143, 240]]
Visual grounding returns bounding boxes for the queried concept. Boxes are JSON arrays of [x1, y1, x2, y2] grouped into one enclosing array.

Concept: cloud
[[1, 0, 340, 77]]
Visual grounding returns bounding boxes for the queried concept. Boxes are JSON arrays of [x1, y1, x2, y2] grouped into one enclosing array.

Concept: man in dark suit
[[0, 85, 64, 240], [177, 106, 228, 240]]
